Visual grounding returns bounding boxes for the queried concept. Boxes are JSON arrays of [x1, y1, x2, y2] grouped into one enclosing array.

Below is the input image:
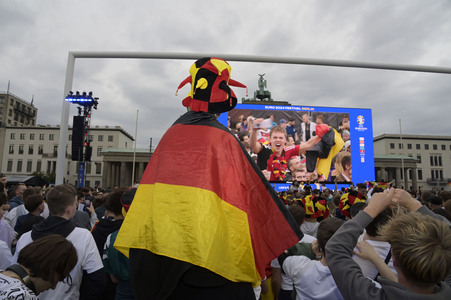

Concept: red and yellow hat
[[176, 57, 247, 113], [302, 195, 330, 219], [339, 190, 367, 217]]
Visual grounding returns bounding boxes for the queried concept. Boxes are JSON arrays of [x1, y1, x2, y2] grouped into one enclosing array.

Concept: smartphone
[[84, 199, 91, 208]]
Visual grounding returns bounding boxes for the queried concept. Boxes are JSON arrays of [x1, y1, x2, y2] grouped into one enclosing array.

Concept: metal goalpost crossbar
[[55, 51, 451, 185]]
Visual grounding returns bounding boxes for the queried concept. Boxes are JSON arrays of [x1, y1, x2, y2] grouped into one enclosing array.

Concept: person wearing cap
[[279, 118, 288, 129], [300, 193, 330, 237], [339, 189, 367, 220], [114, 57, 303, 300], [428, 196, 444, 211]]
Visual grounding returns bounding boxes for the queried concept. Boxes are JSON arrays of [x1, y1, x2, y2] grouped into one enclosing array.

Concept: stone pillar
[[411, 168, 418, 192], [387, 168, 393, 182], [102, 162, 109, 188], [114, 162, 120, 187], [395, 168, 402, 189], [108, 163, 114, 188], [138, 162, 144, 182], [120, 162, 126, 188], [380, 167, 386, 181], [404, 168, 409, 190], [111, 163, 117, 188]]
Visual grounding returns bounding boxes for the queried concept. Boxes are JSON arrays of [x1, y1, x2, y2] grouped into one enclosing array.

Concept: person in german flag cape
[[114, 57, 303, 299]]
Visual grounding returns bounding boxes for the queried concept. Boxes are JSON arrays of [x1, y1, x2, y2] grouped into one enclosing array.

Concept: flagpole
[[131, 109, 139, 186], [399, 119, 405, 189]]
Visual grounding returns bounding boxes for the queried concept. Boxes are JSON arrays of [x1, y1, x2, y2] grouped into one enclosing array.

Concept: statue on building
[[253, 74, 273, 101]]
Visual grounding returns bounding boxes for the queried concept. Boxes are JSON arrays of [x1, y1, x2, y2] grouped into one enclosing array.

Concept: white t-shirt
[[0, 273, 37, 299], [352, 239, 397, 280], [0, 219, 14, 249], [283, 256, 344, 300], [271, 234, 316, 291], [6, 204, 49, 228], [0, 240, 13, 270], [14, 227, 103, 300]]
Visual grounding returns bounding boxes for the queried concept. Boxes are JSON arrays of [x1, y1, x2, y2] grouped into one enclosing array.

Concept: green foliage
[[30, 171, 55, 184]]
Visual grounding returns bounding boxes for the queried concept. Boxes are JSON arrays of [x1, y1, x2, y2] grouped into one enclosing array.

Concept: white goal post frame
[[55, 51, 451, 185]]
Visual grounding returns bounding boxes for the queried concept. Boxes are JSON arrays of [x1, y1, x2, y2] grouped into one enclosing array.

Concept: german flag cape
[[115, 111, 302, 285]]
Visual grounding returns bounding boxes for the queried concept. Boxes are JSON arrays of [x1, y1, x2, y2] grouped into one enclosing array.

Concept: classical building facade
[[373, 134, 451, 192], [101, 148, 151, 189], [1, 125, 134, 187]]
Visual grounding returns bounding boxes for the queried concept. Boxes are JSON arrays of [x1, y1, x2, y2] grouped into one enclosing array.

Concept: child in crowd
[[280, 218, 345, 300]]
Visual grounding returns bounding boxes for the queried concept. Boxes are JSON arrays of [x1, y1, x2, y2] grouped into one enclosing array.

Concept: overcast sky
[[1, 0, 451, 149]]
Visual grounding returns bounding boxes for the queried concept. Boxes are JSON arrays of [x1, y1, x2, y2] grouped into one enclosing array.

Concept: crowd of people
[[230, 112, 351, 183], [1, 55, 451, 299], [1, 171, 450, 299], [0, 173, 138, 299]]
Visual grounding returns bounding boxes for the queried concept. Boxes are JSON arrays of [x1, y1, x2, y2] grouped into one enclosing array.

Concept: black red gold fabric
[[302, 195, 330, 218], [115, 111, 302, 285], [176, 57, 247, 113], [339, 190, 367, 217]]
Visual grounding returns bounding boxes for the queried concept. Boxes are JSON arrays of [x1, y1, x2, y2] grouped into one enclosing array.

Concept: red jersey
[[267, 145, 300, 181]]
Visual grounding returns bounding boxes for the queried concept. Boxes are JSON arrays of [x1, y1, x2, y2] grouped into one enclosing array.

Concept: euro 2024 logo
[[357, 115, 365, 125]]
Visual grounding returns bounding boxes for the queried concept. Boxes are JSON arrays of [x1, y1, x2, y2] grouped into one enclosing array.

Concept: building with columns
[[1, 124, 134, 187], [373, 134, 451, 192], [101, 148, 151, 189]]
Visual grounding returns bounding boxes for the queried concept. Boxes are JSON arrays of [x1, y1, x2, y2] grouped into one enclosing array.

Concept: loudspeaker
[[72, 116, 84, 161], [85, 144, 92, 162]]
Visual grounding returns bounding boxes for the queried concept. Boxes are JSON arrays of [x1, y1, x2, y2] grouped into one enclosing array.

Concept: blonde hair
[[269, 125, 287, 140], [379, 212, 451, 285], [333, 151, 350, 176]]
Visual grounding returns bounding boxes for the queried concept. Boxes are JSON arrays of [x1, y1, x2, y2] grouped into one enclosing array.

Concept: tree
[[30, 171, 55, 184]]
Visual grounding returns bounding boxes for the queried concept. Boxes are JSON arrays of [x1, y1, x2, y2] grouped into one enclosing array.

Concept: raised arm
[[354, 241, 397, 282], [326, 191, 394, 300], [248, 117, 263, 154], [299, 135, 320, 154]]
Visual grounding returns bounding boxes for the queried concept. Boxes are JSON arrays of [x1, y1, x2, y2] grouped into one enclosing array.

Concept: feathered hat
[[176, 57, 247, 113]]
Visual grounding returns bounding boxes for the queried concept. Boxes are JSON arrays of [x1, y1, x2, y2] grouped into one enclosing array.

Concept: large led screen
[[218, 103, 375, 192]]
